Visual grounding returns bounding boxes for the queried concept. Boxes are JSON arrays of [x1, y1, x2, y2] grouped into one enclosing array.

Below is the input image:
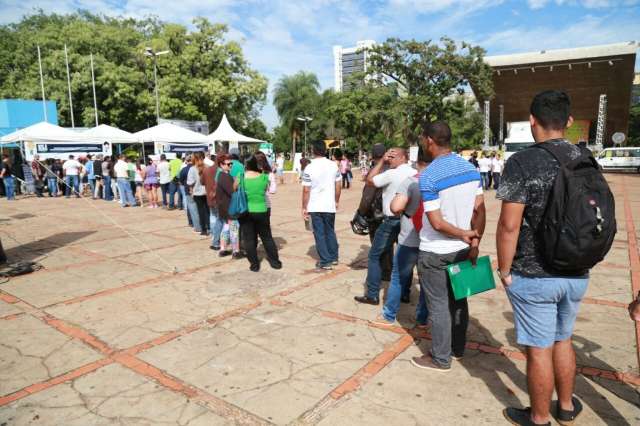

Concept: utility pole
[[90, 53, 99, 126], [64, 44, 75, 127], [37, 45, 47, 122]]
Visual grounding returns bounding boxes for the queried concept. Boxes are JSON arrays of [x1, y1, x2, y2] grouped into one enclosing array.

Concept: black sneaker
[[268, 260, 283, 270], [555, 396, 583, 426], [250, 263, 260, 272], [210, 245, 220, 251], [232, 252, 243, 259], [354, 295, 379, 305], [401, 294, 410, 304], [219, 250, 232, 257], [503, 407, 550, 426]]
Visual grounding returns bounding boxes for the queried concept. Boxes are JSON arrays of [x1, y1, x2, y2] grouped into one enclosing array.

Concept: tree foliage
[[0, 11, 268, 134], [629, 104, 640, 147], [272, 71, 320, 158], [366, 37, 494, 144]]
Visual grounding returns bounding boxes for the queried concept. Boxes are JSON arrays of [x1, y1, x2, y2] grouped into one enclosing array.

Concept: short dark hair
[[422, 121, 451, 147], [417, 144, 430, 163], [176, 152, 182, 159], [245, 155, 262, 172], [69, 155, 75, 159], [312, 140, 326, 157], [160, 154, 166, 161], [530, 90, 571, 130]]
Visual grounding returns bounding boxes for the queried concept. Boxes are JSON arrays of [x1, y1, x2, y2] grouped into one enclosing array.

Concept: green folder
[[446, 255, 496, 300]]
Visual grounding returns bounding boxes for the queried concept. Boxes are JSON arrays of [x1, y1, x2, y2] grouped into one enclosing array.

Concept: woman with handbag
[[216, 154, 241, 258], [236, 154, 281, 272], [188, 152, 210, 236]]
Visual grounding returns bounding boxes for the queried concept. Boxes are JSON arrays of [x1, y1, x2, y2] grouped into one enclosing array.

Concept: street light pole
[[144, 48, 170, 125], [296, 116, 313, 155]]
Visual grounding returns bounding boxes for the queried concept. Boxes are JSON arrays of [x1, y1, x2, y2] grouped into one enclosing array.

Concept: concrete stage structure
[[483, 42, 638, 147]]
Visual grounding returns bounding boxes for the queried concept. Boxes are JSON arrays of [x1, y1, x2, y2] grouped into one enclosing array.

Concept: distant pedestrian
[[216, 154, 241, 257], [492, 153, 504, 191], [143, 158, 159, 208], [0, 154, 15, 200], [114, 154, 136, 207], [157, 154, 171, 208], [62, 155, 81, 198]]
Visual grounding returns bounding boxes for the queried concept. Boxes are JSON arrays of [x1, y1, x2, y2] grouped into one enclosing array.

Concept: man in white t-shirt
[[478, 154, 492, 190], [491, 153, 504, 190], [302, 141, 342, 271], [114, 154, 136, 207], [62, 155, 82, 198], [411, 121, 486, 373], [157, 154, 171, 208], [355, 147, 416, 305]]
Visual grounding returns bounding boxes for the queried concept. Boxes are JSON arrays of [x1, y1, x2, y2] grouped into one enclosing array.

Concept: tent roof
[[83, 124, 139, 143], [209, 114, 263, 143], [0, 121, 90, 144], [133, 123, 210, 144]]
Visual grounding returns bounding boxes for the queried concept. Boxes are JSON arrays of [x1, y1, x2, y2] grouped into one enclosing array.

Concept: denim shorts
[[506, 273, 589, 348]]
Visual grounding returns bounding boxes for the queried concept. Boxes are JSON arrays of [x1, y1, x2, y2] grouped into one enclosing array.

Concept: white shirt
[[157, 161, 171, 184], [491, 158, 504, 174], [302, 157, 341, 213], [478, 157, 492, 173], [62, 159, 81, 176], [114, 160, 129, 179], [276, 157, 284, 170], [372, 163, 416, 217], [204, 158, 214, 167]]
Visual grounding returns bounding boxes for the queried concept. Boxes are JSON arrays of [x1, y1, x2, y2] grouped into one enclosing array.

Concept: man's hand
[[468, 246, 479, 266], [383, 149, 396, 163], [461, 230, 480, 244], [499, 271, 512, 288], [302, 208, 309, 220]]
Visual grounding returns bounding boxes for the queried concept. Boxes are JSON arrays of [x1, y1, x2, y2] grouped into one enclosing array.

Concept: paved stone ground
[[0, 173, 639, 425]]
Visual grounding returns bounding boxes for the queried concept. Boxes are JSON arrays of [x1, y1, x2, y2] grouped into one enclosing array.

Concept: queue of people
[[302, 90, 611, 426]]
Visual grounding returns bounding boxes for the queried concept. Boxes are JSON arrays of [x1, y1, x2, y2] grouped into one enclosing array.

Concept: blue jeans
[[185, 194, 200, 232], [160, 183, 170, 207], [103, 176, 113, 200], [210, 207, 224, 247], [117, 178, 136, 206], [179, 185, 192, 226], [506, 273, 589, 348], [47, 177, 57, 197], [492, 172, 501, 190], [480, 172, 489, 190], [169, 181, 182, 209], [88, 178, 96, 196], [65, 175, 79, 197], [382, 244, 428, 323], [310, 212, 339, 267], [366, 217, 401, 299], [3, 176, 15, 200]]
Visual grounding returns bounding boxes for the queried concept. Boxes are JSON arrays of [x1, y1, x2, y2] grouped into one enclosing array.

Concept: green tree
[[0, 12, 267, 133], [445, 96, 485, 151], [366, 37, 494, 144], [272, 71, 320, 158]]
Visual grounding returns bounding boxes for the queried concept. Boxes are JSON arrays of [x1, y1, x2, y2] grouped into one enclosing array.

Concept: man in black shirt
[[497, 91, 587, 426]]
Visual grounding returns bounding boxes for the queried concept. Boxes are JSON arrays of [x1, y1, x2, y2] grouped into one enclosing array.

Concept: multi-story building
[[333, 40, 376, 92]]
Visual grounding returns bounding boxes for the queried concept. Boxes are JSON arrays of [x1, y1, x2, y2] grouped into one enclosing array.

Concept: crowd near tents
[[0, 114, 265, 161]]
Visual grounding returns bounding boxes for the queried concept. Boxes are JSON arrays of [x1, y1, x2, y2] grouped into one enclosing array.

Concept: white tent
[[83, 124, 139, 144], [134, 123, 211, 158], [134, 123, 210, 144], [0, 122, 89, 144], [208, 114, 263, 143]]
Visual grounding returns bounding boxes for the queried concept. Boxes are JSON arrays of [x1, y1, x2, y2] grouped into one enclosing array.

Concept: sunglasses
[[223, 162, 232, 166]]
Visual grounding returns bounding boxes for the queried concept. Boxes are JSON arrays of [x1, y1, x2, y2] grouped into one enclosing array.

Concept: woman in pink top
[[339, 155, 351, 189]]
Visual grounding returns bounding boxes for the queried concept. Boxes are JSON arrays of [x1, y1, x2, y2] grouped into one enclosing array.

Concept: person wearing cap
[[355, 146, 416, 305]]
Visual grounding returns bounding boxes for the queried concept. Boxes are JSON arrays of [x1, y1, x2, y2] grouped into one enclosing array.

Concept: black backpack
[[535, 143, 616, 273]]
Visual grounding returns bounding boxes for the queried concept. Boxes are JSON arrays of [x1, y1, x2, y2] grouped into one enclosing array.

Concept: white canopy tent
[[0, 122, 89, 144], [0, 121, 111, 160], [134, 123, 212, 158], [83, 124, 139, 144], [208, 114, 263, 151]]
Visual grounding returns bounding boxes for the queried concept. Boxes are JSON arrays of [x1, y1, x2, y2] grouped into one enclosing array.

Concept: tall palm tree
[[273, 71, 320, 159]]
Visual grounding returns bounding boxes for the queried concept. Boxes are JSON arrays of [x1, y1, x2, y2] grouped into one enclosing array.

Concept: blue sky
[[2, 0, 639, 129]]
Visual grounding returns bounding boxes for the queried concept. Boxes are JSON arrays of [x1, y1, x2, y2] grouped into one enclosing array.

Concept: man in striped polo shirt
[[411, 121, 486, 372]]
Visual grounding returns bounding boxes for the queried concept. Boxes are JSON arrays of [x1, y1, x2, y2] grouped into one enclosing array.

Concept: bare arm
[[467, 195, 486, 265], [496, 201, 525, 286], [335, 181, 341, 209], [366, 158, 385, 187], [301, 186, 310, 219], [390, 194, 409, 216]]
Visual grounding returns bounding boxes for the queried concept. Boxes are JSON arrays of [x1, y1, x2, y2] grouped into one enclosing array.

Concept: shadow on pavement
[[3, 231, 96, 263]]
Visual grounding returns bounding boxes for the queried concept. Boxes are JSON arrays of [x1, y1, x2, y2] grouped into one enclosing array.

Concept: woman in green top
[[237, 154, 281, 272]]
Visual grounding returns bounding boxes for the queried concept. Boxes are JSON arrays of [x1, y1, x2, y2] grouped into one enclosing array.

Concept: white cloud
[[527, 0, 638, 9]]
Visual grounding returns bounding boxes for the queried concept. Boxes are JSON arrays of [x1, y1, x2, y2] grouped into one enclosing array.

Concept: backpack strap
[[533, 141, 597, 169]]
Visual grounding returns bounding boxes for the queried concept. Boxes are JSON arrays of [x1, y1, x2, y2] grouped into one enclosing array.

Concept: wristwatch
[[496, 268, 511, 280]]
